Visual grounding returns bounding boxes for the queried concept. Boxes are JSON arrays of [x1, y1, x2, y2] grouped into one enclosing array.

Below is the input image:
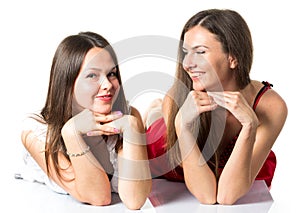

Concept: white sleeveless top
[[18, 115, 119, 194]]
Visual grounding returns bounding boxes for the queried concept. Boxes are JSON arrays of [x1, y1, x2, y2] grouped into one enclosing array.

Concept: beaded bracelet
[[67, 146, 90, 157]]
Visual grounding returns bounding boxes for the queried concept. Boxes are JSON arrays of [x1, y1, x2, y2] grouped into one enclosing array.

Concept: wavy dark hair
[[166, 9, 253, 178], [38, 32, 128, 179]]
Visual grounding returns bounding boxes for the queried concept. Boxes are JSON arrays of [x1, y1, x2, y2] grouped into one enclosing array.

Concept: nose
[[183, 53, 197, 71], [100, 76, 113, 91]]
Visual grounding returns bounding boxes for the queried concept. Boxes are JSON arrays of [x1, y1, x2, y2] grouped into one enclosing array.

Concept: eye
[[86, 73, 98, 79], [196, 50, 205, 54], [107, 71, 117, 79], [86, 72, 100, 82]]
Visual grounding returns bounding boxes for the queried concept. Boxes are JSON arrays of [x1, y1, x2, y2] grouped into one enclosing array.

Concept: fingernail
[[87, 132, 92, 136], [116, 111, 123, 115], [114, 128, 120, 133]]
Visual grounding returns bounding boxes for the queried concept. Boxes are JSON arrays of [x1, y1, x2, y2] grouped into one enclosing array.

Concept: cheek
[[214, 61, 230, 81], [111, 79, 120, 90], [74, 83, 99, 105]]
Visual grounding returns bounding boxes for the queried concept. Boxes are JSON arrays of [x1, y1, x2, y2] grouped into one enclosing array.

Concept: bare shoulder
[[255, 85, 288, 129], [162, 94, 172, 121], [130, 106, 142, 119], [129, 106, 144, 131], [21, 115, 47, 157], [21, 114, 46, 143]]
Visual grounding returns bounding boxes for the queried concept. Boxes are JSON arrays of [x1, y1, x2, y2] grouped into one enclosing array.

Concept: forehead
[[82, 47, 115, 70], [183, 25, 220, 49]]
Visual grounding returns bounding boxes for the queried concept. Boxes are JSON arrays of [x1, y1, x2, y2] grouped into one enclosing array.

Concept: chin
[[93, 107, 112, 115], [193, 83, 206, 91]]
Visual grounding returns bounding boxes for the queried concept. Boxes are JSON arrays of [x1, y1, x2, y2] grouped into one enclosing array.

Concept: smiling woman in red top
[[145, 9, 287, 205]]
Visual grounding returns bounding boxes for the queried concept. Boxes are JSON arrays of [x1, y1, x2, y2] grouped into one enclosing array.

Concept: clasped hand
[[70, 109, 124, 136], [176, 90, 258, 130]]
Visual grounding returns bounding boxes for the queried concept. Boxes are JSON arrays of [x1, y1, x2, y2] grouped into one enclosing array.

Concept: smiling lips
[[191, 71, 205, 81], [95, 94, 113, 102]]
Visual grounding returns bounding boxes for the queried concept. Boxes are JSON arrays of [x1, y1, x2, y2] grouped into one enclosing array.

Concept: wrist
[[174, 113, 183, 135], [242, 118, 259, 130], [175, 112, 191, 136], [61, 119, 81, 138], [240, 121, 258, 143]]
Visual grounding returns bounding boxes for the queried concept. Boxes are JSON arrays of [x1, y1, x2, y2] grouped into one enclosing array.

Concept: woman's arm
[[217, 122, 257, 204], [211, 90, 287, 204], [21, 127, 111, 205], [174, 91, 218, 204], [175, 116, 218, 204], [117, 107, 152, 210], [21, 110, 122, 206]]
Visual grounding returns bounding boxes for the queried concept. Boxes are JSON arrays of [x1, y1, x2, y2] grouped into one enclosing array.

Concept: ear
[[228, 55, 238, 69]]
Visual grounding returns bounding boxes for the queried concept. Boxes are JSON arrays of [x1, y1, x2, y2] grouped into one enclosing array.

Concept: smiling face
[[182, 25, 237, 91], [72, 47, 120, 115]]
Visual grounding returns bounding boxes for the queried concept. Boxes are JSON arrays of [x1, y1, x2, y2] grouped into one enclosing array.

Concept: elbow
[[189, 187, 216, 204], [120, 187, 151, 210], [123, 198, 147, 210], [186, 183, 217, 205], [195, 194, 217, 205], [91, 196, 111, 206], [121, 190, 151, 210], [217, 195, 237, 205], [217, 189, 246, 205], [217, 182, 252, 205], [76, 192, 111, 206], [119, 180, 152, 210]]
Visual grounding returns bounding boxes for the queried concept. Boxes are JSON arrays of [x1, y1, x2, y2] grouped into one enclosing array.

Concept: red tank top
[[146, 81, 276, 187]]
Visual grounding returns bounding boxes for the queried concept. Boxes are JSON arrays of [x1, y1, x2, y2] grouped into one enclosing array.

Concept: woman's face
[[182, 25, 236, 91], [73, 47, 120, 115]]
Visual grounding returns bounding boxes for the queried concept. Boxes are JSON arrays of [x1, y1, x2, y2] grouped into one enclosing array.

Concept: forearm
[[177, 128, 217, 204], [217, 124, 256, 204], [118, 118, 151, 210], [61, 123, 111, 205], [118, 167, 151, 210]]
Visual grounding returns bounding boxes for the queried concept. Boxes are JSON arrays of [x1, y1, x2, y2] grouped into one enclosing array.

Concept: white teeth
[[97, 94, 110, 97]]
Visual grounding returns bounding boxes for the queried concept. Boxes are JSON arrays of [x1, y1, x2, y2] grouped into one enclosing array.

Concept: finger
[[196, 98, 216, 106], [190, 91, 213, 104], [193, 97, 218, 113], [208, 91, 242, 102], [94, 110, 123, 117], [210, 93, 243, 112], [194, 90, 211, 99], [97, 123, 120, 133], [208, 93, 227, 108], [196, 104, 218, 113], [86, 130, 119, 137], [207, 91, 224, 99], [95, 111, 123, 123], [86, 124, 120, 136]]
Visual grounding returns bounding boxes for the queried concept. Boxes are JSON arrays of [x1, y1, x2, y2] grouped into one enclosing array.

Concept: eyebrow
[[182, 45, 209, 50], [87, 66, 117, 72], [88, 67, 102, 71], [86, 66, 117, 71]]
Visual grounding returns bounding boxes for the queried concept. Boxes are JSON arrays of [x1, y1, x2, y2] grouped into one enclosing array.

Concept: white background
[[0, 0, 299, 212]]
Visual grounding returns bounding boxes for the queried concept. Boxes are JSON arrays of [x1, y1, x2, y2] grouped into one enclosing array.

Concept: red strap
[[252, 81, 273, 110]]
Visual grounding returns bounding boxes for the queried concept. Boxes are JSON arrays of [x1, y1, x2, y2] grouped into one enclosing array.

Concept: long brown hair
[[39, 32, 128, 179], [166, 9, 253, 177]]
